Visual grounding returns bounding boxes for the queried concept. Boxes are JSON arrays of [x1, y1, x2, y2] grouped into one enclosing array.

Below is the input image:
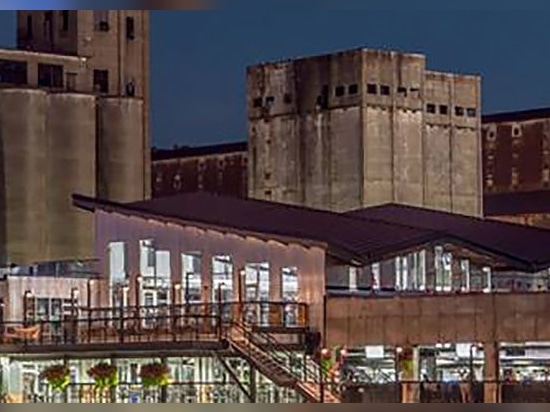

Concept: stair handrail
[[230, 321, 323, 385]]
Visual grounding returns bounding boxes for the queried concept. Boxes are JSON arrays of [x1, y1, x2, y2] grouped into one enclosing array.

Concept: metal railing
[[0, 301, 309, 348]]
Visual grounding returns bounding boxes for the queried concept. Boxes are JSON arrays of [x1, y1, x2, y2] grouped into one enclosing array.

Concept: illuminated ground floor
[[0, 354, 308, 403], [2, 340, 550, 403]]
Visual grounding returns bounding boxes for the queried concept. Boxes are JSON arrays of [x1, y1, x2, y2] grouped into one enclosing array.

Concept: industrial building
[[1, 191, 550, 403], [247, 49, 482, 216], [482, 108, 550, 228], [0, 10, 150, 266], [151, 48, 483, 218], [152, 143, 248, 199]]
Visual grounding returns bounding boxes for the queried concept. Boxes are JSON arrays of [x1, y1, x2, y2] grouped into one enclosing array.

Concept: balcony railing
[[0, 301, 309, 349]]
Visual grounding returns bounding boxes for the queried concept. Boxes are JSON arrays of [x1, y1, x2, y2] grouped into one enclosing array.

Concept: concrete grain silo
[[46, 93, 97, 261], [97, 97, 145, 203], [0, 89, 48, 265]]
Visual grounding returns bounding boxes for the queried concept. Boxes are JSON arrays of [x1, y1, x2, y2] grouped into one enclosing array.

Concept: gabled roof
[[346, 203, 550, 272], [73, 192, 442, 265], [73, 193, 550, 273]]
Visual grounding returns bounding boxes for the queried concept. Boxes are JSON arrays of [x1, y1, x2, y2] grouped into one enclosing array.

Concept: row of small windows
[[24, 11, 136, 41], [426, 103, 477, 118], [0, 59, 137, 96]]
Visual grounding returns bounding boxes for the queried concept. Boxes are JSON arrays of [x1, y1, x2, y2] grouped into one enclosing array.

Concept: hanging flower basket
[[39, 364, 70, 392], [139, 362, 170, 388], [87, 362, 118, 388]]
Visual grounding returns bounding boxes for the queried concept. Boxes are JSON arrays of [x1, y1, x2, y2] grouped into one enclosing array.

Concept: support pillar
[[398, 346, 420, 403], [249, 363, 257, 403], [483, 342, 500, 403]]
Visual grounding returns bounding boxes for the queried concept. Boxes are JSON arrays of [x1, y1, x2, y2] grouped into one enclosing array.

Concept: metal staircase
[[227, 323, 341, 403]]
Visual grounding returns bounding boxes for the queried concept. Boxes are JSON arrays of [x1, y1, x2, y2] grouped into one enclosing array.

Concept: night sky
[[0, 9, 550, 148]]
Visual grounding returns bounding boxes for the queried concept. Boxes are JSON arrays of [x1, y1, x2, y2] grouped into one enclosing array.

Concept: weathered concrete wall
[[97, 97, 145, 203], [326, 292, 550, 347], [46, 93, 96, 261], [247, 48, 482, 216], [0, 89, 48, 265], [95, 210, 327, 333]]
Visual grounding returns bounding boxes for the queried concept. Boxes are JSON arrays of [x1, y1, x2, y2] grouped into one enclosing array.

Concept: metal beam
[[215, 354, 253, 402]]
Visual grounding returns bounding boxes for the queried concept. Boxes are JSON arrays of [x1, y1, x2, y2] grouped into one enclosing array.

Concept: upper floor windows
[[94, 10, 110, 32], [60, 10, 69, 32], [38, 63, 63, 88], [93, 69, 109, 94], [0, 59, 28, 85], [126, 16, 135, 40]]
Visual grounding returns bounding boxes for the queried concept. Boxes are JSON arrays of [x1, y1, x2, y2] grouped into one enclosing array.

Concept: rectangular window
[[108, 241, 127, 285], [348, 84, 359, 95], [155, 250, 171, 288], [93, 69, 109, 93], [60, 10, 69, 32], [37, 63, 64, 88], [439, 105, 448, 115], [335, 85, 345, 97], [43, 11, 53, 40], [466, 107, 477, 117], [94, 10, 110, 31], [0, 59, 28, 85], [139, 239, 155, 278], [26, 15, 33, 39], [126, 16, 135, 40], [380, 85, 391, 96], [349, 267, 358, 291], [426, 103, 436, 114], [366, 83, 377, 95], [182, 253, 202, 304], [455, 106, 465, 116]]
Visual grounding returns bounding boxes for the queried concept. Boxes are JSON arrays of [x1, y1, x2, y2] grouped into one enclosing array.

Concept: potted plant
[[139, 362, 170, 388], [88, 362, 118, 388], [39, 364, 70, 392]]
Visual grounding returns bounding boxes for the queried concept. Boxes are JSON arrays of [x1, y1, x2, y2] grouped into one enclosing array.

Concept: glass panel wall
[[212, 256, 233, 321], [243, 263, 270, 325]]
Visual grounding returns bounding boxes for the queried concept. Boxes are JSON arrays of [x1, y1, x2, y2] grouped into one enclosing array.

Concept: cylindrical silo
[[0, 89, 48, 265], [46, 93, 97, 261], [97, 97, 145, 203]]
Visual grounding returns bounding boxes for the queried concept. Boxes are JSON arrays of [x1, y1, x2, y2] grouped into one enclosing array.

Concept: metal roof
[[346, 203, 550, 272], [74, 192, 443, 265], [73, 193, 550, 272]]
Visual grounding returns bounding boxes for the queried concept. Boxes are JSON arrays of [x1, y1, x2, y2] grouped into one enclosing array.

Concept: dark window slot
[[348, 84, 359, 95], [366, 84, 377, 95], [426, 103, 436, 114], [126, 16, 135, 40], [253, 97, 263, 108], [38, 63, 64, 88], [455, 106, 465, 116], [466, 108, 477, 118], [380, 85, 391, 96], [94, 10, 110, 31], [0, 59, 28, 85], [93, 69, 109, 94], [60, 10, 69, 32], [335, 85, 345, 97], [26, 15, 33, 40], [439, 105, 448, 115]]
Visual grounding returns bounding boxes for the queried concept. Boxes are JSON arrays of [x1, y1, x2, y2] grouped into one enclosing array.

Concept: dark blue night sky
[[0, 10, 550, 148]]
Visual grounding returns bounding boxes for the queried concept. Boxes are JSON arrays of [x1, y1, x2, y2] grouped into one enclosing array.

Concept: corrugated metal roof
[[74, 192, 442, 265], [73, 192, 550, 272], [346, 203, 550, 271]]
